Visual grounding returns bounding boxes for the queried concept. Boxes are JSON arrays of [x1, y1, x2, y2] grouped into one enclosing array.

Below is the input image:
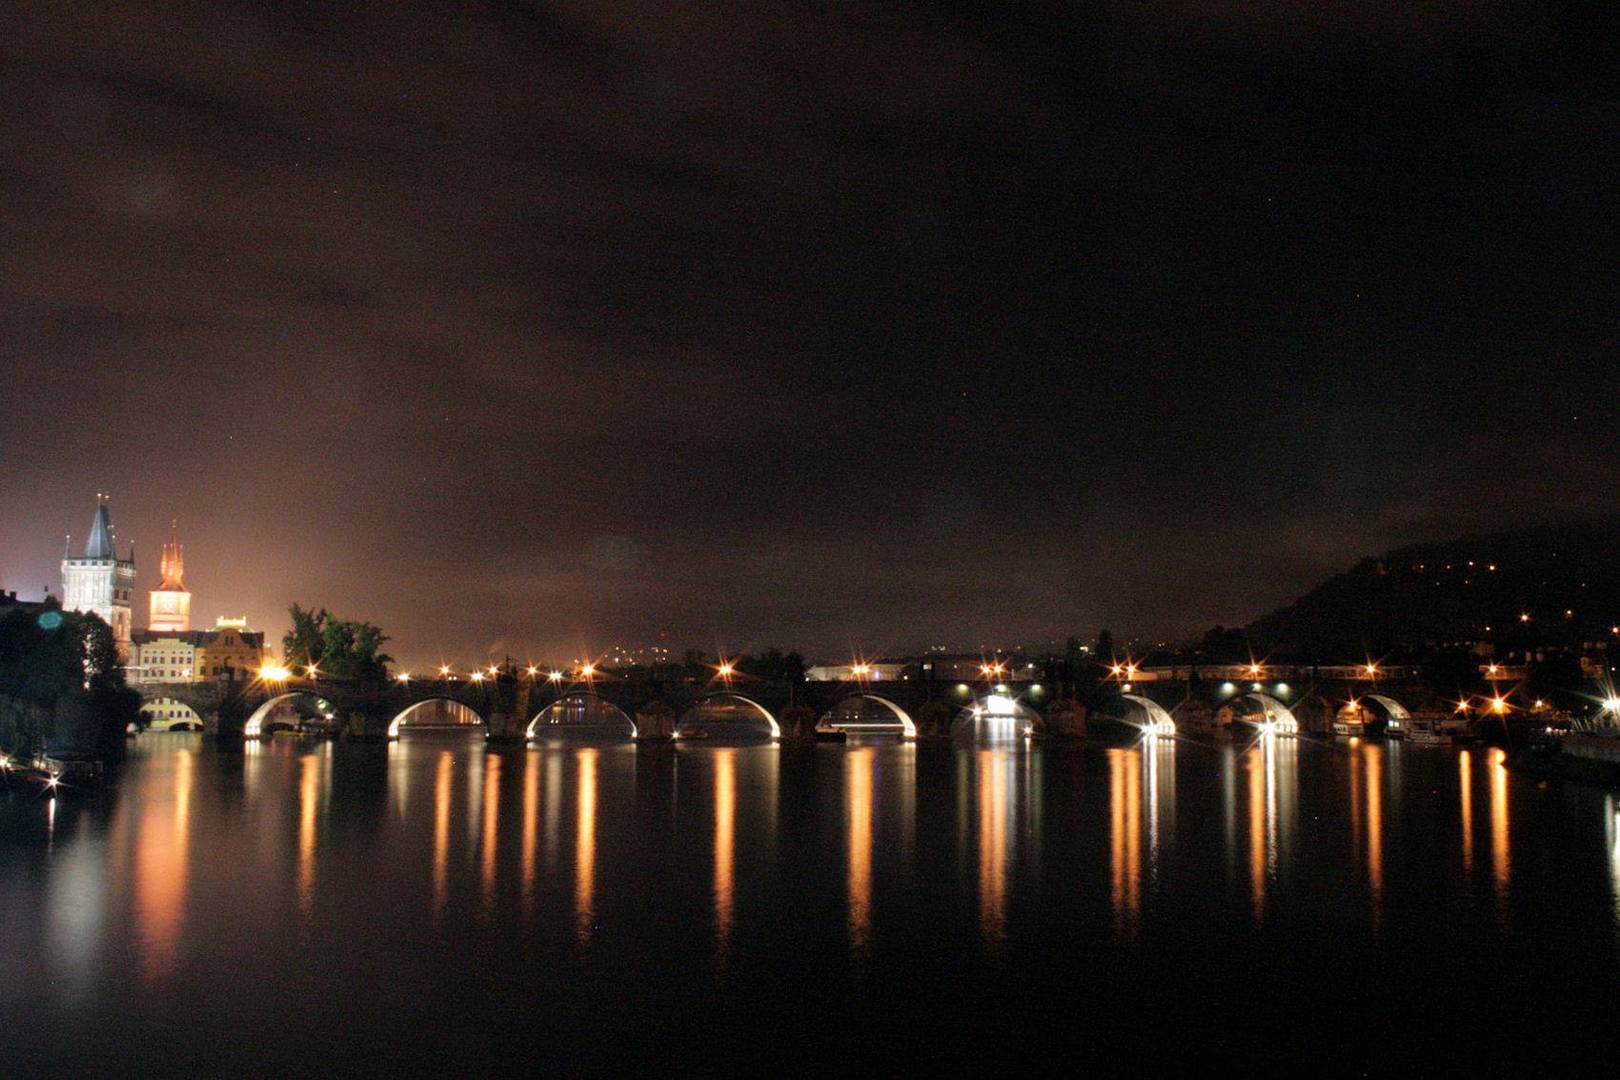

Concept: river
[[3, 732, 1618, 1075]]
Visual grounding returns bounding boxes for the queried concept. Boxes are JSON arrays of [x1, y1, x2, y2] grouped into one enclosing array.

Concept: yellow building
[[128, 632, 202, 685], [196, 617, 266, 679]]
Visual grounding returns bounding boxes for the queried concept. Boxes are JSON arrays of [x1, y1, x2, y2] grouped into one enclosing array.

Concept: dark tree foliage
[[1422, 647, 1482, 701], [0, 600, 140, 760], [1526, 651, 1591, 713], [281, 603, 393, 682], [736, 648, 806, 688]]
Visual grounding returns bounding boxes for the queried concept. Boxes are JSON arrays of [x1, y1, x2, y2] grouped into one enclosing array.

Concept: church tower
[[149, 521, 191, 633], [61, 497, 136, 659]]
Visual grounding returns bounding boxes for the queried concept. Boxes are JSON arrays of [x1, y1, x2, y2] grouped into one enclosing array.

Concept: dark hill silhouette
[[1245, 518, 1620, 658]]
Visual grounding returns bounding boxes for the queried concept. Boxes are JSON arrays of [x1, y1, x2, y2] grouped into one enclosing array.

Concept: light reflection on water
[[1607, 794, 1620, 926], [133, 746, 192, 978], [1109, 747, 1141, 933], [481, 753, 501, 916], [846, 745, 873, 952], [1460, 748, 1474, 873], [576, 747, 596, 944], [1490, 746, 1511, 903], [1365, 741, 1382, 914], [6, 730, 1620, 1074]]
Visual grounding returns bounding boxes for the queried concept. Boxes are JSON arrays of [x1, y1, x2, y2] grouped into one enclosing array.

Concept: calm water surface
[[4, 733, 1620, 1075]]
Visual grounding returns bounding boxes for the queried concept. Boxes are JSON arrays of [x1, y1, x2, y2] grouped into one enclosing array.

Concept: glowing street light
[[548, 671, 564, 683], [396, 672, 411, 684], [1363, 663, 1378, 677], [470, 671, 485, 684], [439, 665, 452, 678], [260, 664, 291, 682], [526, 665, 539, 677], [1490, 696, 1509, 715], [580, 662, 596, 679]]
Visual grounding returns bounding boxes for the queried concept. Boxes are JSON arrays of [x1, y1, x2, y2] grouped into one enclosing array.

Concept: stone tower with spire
[[61, 496, 137, 659], [149, 521, 191, 633]]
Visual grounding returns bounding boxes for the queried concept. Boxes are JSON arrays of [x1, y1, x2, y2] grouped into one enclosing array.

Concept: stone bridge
[[136, 668, 1031, 741], [1113, 663, 1446, 734]]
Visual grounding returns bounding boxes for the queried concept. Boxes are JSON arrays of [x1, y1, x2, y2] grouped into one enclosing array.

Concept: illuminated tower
[[61, 496, 136, 658], [149, 522, 191, 633]]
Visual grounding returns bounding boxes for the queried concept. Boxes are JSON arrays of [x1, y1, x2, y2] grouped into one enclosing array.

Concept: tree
[[0, 601, 138, 762], [281, 604, 393, 682], [1094, 628, 1115, 665]]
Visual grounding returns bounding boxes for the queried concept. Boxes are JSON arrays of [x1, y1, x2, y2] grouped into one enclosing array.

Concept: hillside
[[1245, 518, 1620, 657]]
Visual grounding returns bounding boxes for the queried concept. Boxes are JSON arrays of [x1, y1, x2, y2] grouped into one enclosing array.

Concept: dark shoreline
[[1505, 745, 1620, 790]]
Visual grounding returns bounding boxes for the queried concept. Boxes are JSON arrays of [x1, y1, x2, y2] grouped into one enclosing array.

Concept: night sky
[[1, 3, 1615, 666]]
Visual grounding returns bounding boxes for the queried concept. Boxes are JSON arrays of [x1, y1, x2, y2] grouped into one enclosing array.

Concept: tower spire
[[159, 520, 185, 590], [84, 498, 115, 560]]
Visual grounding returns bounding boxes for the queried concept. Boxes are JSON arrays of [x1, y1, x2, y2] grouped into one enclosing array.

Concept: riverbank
[[1505, 739, 1620, 790]]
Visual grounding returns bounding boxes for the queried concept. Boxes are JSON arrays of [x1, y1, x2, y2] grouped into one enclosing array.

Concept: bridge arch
[[819, 694, 916, 738], [1361, 693, 1410, 724], [141, 697, 205, 732], [1226, 692, 1299, 735], [951, 693, 1037, 742], [526, 693, 636, 740], [675, 693, 780, 740], [387, 696, 488, 739], [244, 692, 338, 739], [1107, 693, 1176, 736], [1338, 693, 1409, 735]]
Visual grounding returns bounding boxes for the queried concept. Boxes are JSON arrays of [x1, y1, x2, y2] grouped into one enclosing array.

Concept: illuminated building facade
[[129, 618, 266, 684], [128, 633, 201, 684], [195, 617, 266, 679], [60, 498, 136, 660], [148, 525, 191, 632]]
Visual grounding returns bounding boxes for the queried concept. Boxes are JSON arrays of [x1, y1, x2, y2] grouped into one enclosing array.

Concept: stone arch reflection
[[526, 693, 636, 741], [243, 692, 338, 738], [675, 694, 780, 741], [1225, 692, 1299, 736], [140, 697, 205, 732], [821, 695, 916, 738], [387, 697, 487, 738], [1108, 694, 1177, 736], [951, 695, 1037, 743]]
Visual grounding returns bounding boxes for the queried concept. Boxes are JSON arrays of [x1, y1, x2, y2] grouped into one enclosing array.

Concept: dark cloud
[[0, 1, 1615, 664]]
